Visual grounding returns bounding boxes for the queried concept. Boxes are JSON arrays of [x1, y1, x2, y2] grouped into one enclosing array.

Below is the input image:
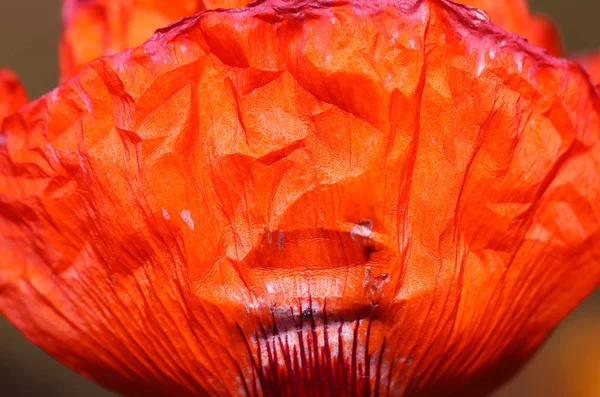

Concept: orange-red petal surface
[[2, 1, 600, 396], [59, 0, 251, 81], [461, 0, 562, 55], [0, 69, 27, 127]]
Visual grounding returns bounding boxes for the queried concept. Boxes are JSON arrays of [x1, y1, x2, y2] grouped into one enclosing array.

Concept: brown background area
[[0, 1, 599, 396]]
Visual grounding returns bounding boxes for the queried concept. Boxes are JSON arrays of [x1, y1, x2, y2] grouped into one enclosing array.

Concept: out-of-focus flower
[[60, 0, 251, 81], [576, 52, 600, 85], [0, 69, 27, 127], [1, 0, 599, 396]]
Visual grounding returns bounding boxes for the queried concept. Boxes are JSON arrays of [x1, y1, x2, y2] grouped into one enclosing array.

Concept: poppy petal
[[59, 0, 251, 81], [2, 1, 599, 396], [0, 69, 28, 127], [460, 0, 562, 55]]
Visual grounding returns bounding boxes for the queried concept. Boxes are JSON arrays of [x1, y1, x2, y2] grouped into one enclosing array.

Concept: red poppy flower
[[60, 0, 251, 81], [1, 0, 600, 396]]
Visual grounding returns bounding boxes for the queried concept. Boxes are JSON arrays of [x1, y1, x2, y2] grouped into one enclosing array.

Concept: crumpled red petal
[[461, 0, 562, 55], [0, 69, 28, 127], [1, 0, 599, 396], [59, 0, 251, 81]]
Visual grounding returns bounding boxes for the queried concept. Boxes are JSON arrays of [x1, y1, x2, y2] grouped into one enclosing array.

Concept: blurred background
[[0, 0, 599, 396]]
